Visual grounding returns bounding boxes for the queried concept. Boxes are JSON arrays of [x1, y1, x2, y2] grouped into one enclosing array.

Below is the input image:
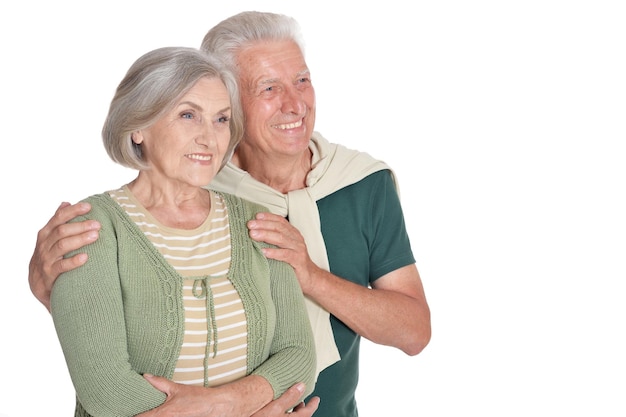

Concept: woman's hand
[[137, 374, 317, 417]]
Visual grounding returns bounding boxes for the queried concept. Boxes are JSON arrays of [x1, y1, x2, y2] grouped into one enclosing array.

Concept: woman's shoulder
[[70, 191, 127, 225], [214, 191, 269, 217]]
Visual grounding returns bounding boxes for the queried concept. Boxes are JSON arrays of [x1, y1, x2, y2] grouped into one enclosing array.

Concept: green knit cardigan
[[50, 191, 316, 417]]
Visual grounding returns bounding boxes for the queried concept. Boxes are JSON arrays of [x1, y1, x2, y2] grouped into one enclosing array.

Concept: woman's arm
[[250, 257, 317, 400], [29, 201, 100, 311], [137, 377, 319, 417], [50, 203, 165, 416]]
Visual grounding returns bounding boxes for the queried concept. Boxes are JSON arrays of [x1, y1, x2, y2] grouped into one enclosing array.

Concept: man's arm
[[304, 264, 430, 355], [248, 213, 431, 355], [29, 202, 100, 311]]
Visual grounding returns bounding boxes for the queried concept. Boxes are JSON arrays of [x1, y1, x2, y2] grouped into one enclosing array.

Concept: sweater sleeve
[[250, 257, 317, 400], [50, 197, 166, 417], [212, 193, 316, 401]]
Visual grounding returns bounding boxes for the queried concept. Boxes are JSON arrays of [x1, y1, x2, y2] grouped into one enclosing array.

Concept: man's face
[[236, 39, 316, 159]]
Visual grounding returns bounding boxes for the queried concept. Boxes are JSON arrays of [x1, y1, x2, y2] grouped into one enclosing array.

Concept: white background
[[1, 1, 625, 416]]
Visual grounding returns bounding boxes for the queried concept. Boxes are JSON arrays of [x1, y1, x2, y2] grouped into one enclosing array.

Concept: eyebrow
[[177, 101, 231, 114], [295, 69, 311, 78], [178, 101, 202, 110], [258, 69, 311, 86]]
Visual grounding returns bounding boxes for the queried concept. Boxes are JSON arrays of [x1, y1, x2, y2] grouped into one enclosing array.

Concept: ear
[[131, 131, 144, 145]]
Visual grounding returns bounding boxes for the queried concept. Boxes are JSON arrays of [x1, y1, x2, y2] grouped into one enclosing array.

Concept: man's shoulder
[[331, 169, 393, 194]]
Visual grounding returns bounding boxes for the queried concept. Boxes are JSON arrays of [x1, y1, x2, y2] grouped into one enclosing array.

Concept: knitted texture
[[51, 192, 315, 417]]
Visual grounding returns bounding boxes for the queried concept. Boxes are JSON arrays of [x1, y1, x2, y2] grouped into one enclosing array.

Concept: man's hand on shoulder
[[29, 201, 99, 311]]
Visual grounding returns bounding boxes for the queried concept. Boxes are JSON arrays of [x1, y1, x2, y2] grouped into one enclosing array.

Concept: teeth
[[187, 154, 212, 161], [275, 119, 303, 130]]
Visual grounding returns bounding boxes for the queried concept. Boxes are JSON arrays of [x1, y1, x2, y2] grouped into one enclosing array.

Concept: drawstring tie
[[192, 277, 218, 387]]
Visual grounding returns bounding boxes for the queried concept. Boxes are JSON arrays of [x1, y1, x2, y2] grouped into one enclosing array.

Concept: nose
[[196, 120, 216, 147], [281, 85, 306, 115]]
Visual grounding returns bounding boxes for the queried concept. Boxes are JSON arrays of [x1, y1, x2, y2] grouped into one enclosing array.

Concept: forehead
[[180, 77, 229, 103], [237, 40, 308, 80]]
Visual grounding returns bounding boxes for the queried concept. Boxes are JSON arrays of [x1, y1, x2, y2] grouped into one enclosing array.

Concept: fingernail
[[88, 220, 101, 230]]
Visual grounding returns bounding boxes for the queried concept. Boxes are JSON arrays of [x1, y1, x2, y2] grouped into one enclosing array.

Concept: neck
[[232, 144, 312, 194], [126, 176, 212, 229]]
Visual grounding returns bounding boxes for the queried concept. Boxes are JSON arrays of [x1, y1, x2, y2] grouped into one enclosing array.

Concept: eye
[[181, 111, 194, 120], [258, 82, 280, 97], [217, 115, 230, 124]]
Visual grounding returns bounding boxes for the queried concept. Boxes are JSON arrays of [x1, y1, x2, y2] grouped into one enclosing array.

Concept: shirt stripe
[[110, 186, 248, 387]]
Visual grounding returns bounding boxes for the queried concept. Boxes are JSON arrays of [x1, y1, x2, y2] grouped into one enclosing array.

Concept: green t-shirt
[[306, 170, 416, 417]]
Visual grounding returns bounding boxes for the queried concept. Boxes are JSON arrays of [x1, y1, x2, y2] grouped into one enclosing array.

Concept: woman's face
[[236, 39, 316, 159], [133, 77, 232, 188]]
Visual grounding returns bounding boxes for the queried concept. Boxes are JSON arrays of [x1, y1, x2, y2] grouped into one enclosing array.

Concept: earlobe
[[131, 131, 143, 145]]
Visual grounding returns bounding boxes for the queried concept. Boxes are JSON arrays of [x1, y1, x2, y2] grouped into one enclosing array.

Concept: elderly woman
[[31, 11, 431, 417], [49, 46, 315, 417]]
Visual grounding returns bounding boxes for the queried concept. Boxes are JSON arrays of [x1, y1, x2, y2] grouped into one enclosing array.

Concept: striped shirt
[[109, 185, 248, 387]]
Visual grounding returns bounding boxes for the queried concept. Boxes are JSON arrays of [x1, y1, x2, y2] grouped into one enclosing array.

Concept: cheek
[[245, 100, 274, 124], [305, 89, 316, 109], [218, 131, 231, 147]]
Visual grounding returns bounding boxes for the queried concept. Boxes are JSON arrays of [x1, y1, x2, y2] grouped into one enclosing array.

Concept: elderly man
[[29, 11, 430, 417]]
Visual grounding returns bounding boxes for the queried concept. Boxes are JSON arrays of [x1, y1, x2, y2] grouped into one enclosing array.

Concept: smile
[[186, 154, 212, 161], [274, 119, 303, 130]]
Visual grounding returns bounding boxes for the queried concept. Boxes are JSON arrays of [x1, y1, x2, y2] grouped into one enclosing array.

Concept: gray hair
[[102, 46, 243, 170], [200, 11, 306, 76]]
